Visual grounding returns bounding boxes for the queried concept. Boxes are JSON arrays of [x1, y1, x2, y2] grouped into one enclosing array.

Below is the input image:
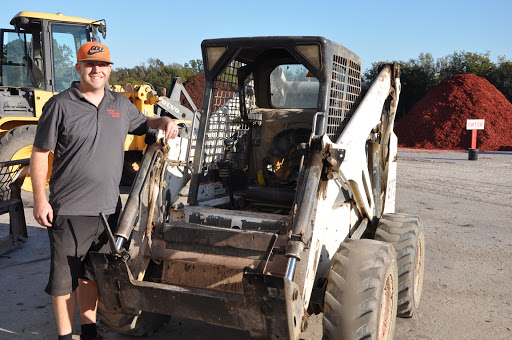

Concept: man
[[30, 41, 178, 340]]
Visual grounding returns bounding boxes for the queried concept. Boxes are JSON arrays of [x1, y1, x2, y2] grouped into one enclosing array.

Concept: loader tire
[[375, 213, 425, 318], [0, 125, 53, 207], [97, 309, 169, 336], [322, 239, 398, 340]]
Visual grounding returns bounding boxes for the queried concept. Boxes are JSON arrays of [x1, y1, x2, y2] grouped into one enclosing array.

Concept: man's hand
[[30, 146, 53, 227], [33, 199, 53, 227], [147, 116, 179, 140]]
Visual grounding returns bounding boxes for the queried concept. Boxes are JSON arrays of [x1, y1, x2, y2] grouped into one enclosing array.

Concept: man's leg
[[46, 215, 83, 337], [52, 292, 77, 336], [78, 279, 101, 339], [47, 215, 103, 338], [79, 210, 120, 339], [77, 279, 99, 324]]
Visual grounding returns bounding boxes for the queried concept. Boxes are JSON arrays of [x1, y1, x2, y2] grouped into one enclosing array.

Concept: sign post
[[466, 119, 485, 160]]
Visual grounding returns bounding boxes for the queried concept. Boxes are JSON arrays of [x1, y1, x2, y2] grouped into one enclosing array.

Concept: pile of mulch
[[181, 73, 205, 110], [394, 74, 512, 151], [181, 73, 238, 112]]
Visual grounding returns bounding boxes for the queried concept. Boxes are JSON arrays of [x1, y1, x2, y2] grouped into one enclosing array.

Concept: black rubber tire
[[323, 238, 398, 340], [0, 125, 49, 207], [374, 213, 425, 318]]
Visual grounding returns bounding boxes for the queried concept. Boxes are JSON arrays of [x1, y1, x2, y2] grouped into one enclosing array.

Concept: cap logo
[[88, 46, 105, 55], [77, 42, 112, 64]]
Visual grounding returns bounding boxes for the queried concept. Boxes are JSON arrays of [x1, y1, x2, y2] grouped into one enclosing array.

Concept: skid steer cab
[[92, 36, 425, 340]]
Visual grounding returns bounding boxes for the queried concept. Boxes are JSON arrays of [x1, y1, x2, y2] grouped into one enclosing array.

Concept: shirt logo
[[88, 46, 105, 55], [107, 109, 120, 118]]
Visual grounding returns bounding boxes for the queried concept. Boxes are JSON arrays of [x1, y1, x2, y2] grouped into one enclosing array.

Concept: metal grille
[[203, 60, 253, 171], [326, 55, 361, 142], [0, 160, 29, 201]]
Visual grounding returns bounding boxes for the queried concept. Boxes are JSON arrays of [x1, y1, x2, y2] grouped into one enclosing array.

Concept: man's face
[[75, 60, 112, 91]]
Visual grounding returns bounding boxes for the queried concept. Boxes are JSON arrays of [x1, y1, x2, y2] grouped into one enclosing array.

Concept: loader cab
[[0, 11, 106, 111], [188, 36, 362, 209]]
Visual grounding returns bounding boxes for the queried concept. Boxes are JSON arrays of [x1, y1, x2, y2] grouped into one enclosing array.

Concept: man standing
[[30, 41, 178, 340]]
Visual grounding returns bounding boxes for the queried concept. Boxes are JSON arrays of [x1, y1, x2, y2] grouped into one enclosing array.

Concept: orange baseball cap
[[77, 42, 113, 64]]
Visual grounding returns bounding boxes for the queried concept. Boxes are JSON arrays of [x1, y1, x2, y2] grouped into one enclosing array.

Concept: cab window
[[51, 24, 90, 91], [0, 30, 34, 87], [270, 64, 319, 109]]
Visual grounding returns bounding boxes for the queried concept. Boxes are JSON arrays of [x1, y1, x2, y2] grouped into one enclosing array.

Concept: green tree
[[489, 56, 512, 102], [363, 53, 439, 120], [184, 59, 204, 74], [438, 51, 495, 80], [110, 58, 200, 90], [362, 50, 512, 119], [399, 53, 439, 119]]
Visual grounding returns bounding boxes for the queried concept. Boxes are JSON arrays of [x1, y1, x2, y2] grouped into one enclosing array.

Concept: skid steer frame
[[92, 36, 405, 340]]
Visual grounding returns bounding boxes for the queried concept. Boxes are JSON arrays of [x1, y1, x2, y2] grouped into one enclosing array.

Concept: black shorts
[[45, 211, 119, 296]]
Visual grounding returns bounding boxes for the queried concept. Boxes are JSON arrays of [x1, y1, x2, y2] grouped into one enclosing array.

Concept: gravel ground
[[0, 148, 511, 340]]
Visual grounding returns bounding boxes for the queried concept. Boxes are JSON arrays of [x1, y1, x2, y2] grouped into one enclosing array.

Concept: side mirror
[[93, 19, 107, 40], [98, 21, 107, 40]]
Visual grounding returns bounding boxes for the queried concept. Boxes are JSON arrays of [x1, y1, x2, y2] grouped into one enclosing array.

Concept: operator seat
[[23, 55, 44, 88]]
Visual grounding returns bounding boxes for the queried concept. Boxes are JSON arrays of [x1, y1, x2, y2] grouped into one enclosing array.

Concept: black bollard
[[468, 148, 479, 160]]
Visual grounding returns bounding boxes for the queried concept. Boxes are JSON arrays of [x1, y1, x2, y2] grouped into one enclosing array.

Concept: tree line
[[110, 58, 204, 90], [363, 51, 512, 120], [110, 52, 511, 121]]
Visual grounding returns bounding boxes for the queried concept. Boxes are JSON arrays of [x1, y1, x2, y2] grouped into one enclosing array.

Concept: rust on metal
[[161, 260, 245, 294]]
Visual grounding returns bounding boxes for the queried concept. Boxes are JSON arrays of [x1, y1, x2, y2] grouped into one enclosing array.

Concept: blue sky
[[2, 0, 511, 73]]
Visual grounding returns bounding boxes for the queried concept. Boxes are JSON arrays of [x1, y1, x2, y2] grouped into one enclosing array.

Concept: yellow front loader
[[0, 11, 193, 205]]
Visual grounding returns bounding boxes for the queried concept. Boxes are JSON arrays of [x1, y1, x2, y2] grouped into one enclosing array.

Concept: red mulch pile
[[181, 73, 205, 110], [181, 73, 236, 111], [394, 74, 512, 151]]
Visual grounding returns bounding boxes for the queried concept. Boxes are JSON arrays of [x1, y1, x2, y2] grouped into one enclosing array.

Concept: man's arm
[[30, 146, 53, 227], [146, 116, 179, 140]]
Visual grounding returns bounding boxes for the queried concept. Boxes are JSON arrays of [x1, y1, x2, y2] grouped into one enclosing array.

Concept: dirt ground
[[0, 148, 511, 340]]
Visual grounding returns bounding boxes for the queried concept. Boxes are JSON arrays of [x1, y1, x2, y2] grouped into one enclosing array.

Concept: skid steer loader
[[91, 36, 425, 340]]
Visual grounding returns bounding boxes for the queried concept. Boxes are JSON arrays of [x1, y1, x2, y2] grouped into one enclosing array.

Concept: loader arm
[[335, 64, 400, 220], [156, 77, 201, 132]]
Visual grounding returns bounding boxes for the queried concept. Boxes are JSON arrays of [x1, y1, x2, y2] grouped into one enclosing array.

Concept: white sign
[[466, 119, 485, 130]]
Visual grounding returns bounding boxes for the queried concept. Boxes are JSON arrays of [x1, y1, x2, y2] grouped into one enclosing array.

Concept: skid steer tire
[[97, 308, 169, 336], [322, 239, 398, 340], [375, 213, 425, 318], [0, 125, 52, 207]]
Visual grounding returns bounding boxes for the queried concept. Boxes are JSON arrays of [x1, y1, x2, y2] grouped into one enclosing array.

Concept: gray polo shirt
[[33, 82, 148, 216]]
